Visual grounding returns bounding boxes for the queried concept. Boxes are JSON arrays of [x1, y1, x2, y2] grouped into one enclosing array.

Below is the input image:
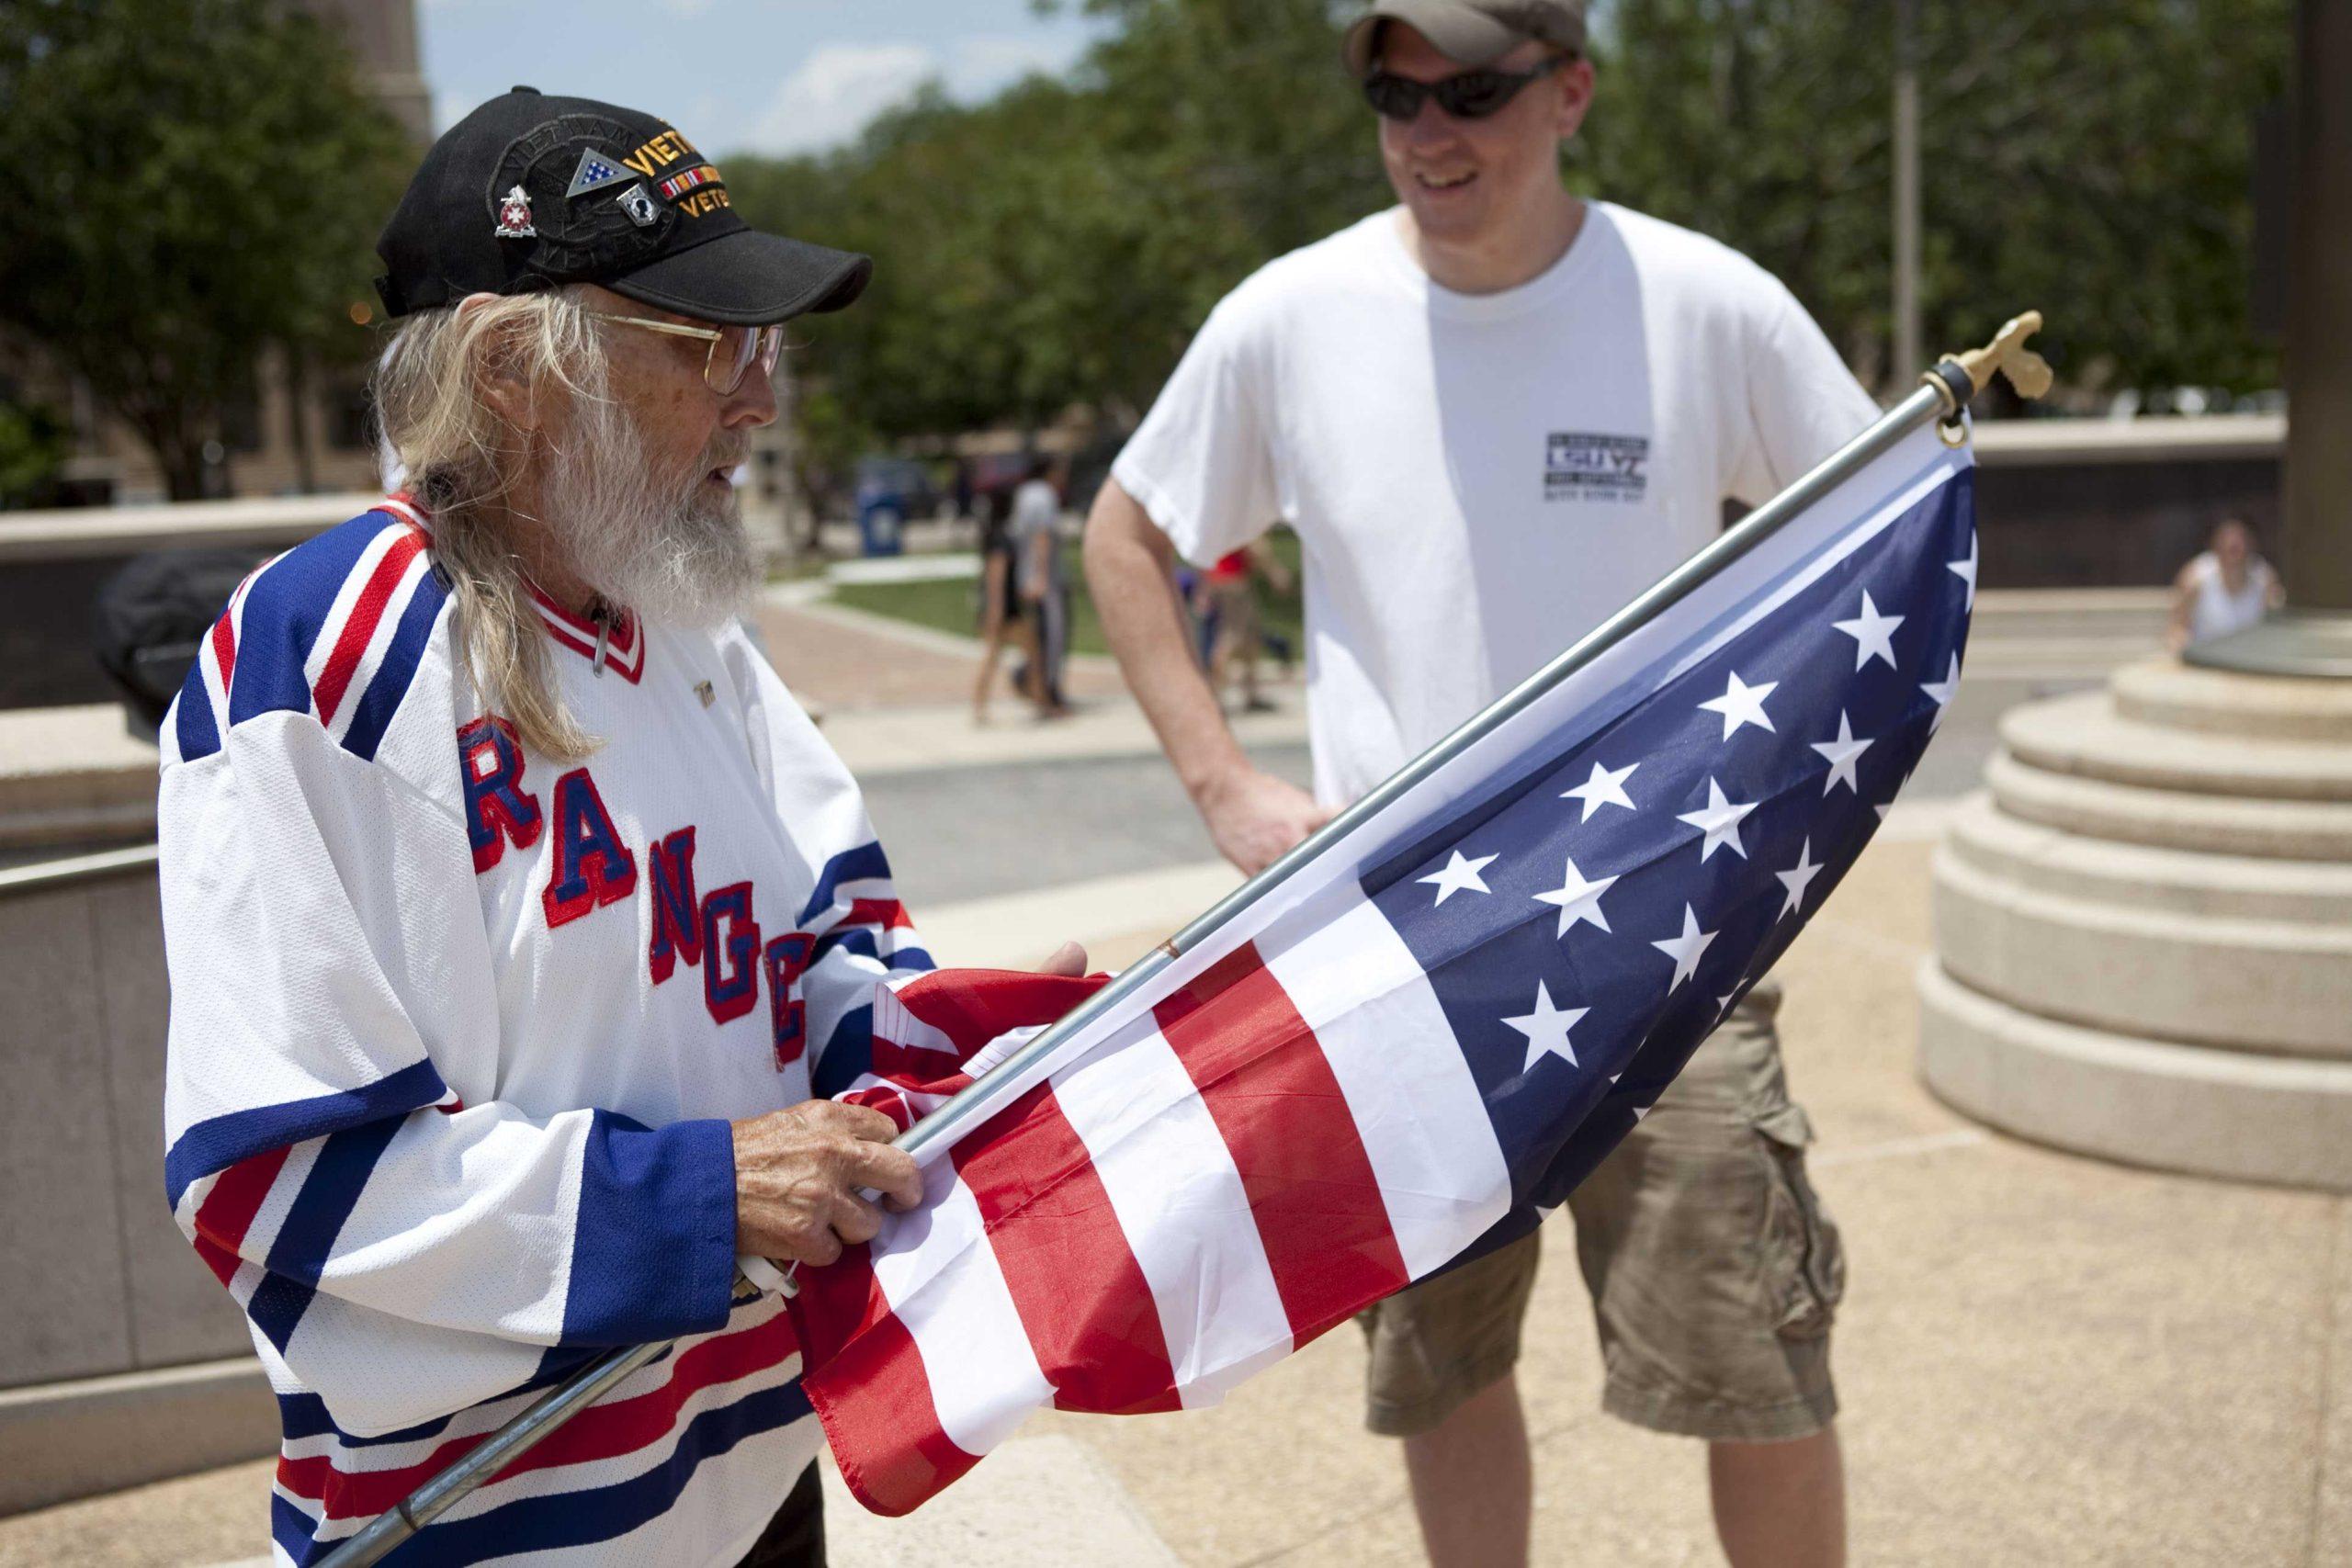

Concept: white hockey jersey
[[158, 496, 934, 1565]]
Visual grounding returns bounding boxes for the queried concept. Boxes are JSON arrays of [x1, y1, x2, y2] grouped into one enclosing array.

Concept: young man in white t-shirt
[[1084, 5, 1868, 1564]]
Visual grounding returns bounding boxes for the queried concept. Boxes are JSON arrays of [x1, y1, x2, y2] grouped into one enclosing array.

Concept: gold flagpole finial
[[1942, 310, 2053, 401]]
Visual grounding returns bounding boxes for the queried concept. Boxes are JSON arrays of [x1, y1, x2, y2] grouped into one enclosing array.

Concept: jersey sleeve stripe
[[277, 1313, 796, 1522], [337, 554, 447, 762], [172, 660, 223, 762], [808, 925, 933, 972], [164, 1056, 449, 1211], [188, 1144, 294, 1288], [312, 528, 426, 726], [227, 515, 390, 727], [277, 1379, 814, 1562], [247, 1114, 406, 1352], [796, 842, 895, 928]]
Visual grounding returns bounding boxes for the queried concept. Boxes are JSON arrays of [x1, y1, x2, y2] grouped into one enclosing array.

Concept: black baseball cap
[[375, 86, 870, 326]]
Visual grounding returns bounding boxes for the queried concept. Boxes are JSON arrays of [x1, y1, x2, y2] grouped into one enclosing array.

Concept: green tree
[[0, 0, 410, 499], [1581, 0, 2290, 398], [733, 0, 2289, 451]]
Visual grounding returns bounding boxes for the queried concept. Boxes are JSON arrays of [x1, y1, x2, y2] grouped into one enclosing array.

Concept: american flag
[[787, 423, 1978, 1516]]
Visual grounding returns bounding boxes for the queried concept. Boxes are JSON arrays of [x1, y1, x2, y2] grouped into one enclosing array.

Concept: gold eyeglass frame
[[582, 310, 783, 395]]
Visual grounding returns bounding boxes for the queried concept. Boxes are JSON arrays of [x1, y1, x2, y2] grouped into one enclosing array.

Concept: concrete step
[[1930, 827, 2352, 1058], [1917, 957, 2352, 1191], [1999, 690, 2352, 802], [2110, 656, 2352, 741], [1943, 790, 2352, 920], [1984, 748, 2352, 861]]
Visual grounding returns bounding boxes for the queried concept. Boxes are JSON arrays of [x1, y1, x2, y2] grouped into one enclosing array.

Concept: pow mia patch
[[1545, 432, 1649, 502]]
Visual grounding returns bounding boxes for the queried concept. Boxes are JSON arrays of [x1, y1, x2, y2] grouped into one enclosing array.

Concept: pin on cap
[[565, 148, 632, 200], [492, 185, 535, 239]]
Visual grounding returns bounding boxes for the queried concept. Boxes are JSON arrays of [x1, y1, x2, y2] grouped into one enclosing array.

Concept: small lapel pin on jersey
[[695, 680, 716, 709]]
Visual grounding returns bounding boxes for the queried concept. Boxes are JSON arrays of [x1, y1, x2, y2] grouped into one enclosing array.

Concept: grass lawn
[[828, 532, 1306, 663]]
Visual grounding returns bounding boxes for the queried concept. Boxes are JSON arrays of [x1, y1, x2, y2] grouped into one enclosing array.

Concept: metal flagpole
[[316, 314, 2049, 1567]]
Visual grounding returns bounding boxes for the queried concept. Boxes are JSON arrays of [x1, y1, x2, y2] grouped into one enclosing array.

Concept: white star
[[1532, 855, 1619, 937], [1920, 654, 1962, 731], [1716, 990, 1743, 1018], [1675, 777, 1757, 862], [1560, 760, 1639, 821], [1831, 590, 1905, 671], [1948, 534, 1979, 611], [1810, 710, 1873, 796], [1650, 904, 1720, 991], [1501, 981, 1589, 1075], [1775, 837, 1826, 920], [1697, 669, 1779, 739], [1418, 849, 1498, 906]]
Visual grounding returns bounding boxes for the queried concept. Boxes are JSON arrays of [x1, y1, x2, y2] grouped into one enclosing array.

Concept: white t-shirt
[[2184, 549, 2277, 645], [1010, 477, 1062, 593], [1113, 201, 1879, 805]]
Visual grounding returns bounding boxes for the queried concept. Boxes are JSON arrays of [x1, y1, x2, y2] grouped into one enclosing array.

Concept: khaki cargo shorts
[[1356, 981, 1845, 1443]]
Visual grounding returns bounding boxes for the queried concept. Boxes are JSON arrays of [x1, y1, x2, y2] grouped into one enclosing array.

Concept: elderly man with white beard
[[156, 89, 1079, 1567]]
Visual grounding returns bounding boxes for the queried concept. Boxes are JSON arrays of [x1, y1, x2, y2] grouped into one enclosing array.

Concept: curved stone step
[[1999, 692, 2352, 803], [1917, 958, 2352, 1191], [1984, 749, 2352, 861], [1930, 835, 2352, 1057], [2109, 656, 2352, 742], [1943, 791, 2352, 921]]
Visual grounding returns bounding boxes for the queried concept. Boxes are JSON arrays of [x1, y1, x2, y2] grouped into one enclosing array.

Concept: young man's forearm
[[1082, 479, 1250, 803]]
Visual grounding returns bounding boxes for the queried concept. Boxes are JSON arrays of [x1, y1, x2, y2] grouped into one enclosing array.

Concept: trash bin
[[857, 500, 905, 557]]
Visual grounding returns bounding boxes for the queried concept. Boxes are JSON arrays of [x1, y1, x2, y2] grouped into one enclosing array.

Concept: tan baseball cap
[[1340, 1, 1589, 76]]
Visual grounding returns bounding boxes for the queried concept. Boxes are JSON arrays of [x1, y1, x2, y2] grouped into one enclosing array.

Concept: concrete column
[[2188, 0, 2352, 673], [1918, 660, 2352, 1189]]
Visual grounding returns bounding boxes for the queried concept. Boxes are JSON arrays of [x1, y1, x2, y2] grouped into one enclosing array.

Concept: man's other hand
[[1198, 765, 1336, 875], [730, 1101, 921, 1267]]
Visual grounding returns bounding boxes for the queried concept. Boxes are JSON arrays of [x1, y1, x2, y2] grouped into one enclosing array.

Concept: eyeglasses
[[582, 311, 784, 396], [1363, 54, 1570, 121]]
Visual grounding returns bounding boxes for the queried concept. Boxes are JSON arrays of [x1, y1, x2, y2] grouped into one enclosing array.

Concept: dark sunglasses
[[1362, 54, 1570, 121]]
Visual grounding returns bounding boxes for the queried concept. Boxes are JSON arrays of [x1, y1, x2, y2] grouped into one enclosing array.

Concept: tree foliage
[[731, 0, 2288, 454], [1582, 0, 2291, 400], [0, 0, 410, 498]]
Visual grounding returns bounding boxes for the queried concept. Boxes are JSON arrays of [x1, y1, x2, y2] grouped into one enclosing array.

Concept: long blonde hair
[[372, 289, 606, 761]]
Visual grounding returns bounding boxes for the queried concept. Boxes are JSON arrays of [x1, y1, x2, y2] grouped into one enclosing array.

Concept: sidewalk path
[[12, 825, 2348, 1566], [753, 590, 1131, 713]]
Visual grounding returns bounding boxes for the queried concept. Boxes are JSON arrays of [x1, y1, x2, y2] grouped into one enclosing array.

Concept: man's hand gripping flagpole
[[315, 312, 2051, 1567]]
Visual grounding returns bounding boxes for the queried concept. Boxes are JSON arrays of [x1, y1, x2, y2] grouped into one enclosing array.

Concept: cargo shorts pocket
[[1754, 1103, 1845, 1340]]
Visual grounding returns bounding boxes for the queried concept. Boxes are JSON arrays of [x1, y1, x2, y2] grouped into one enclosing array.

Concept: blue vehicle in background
[[852, 456, 940, 556]]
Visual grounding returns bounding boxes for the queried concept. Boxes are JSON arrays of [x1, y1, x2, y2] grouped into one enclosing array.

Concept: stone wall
[[0, 858, 277, 1512]]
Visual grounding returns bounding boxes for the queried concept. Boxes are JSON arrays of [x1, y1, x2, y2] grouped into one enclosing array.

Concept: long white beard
[[543, 388, 759, 631]]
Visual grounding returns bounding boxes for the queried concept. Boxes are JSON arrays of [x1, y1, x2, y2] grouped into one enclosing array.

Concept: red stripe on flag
[[1154, 943, 1409, 1342], [796, 1246, 979, 1517], [190, 1145, 292, 1288], [313, 531, 424, 724], [951, 1085, 1183, 1417], [277, 1312, 798, 1519]]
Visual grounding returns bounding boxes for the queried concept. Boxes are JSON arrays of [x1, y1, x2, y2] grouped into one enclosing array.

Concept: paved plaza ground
[[7, 587, 2343, 1566]]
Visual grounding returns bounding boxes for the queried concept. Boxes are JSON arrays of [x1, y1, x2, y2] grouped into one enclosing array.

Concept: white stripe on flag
[[1262, 896, 1512, 1280], [1050, 1020, 1293, 1407], [872, 1158, 1051, 1456]]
